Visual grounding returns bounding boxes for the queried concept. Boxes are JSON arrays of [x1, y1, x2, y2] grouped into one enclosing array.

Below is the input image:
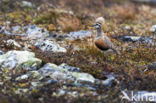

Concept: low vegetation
[[0, 0, 156, 102]]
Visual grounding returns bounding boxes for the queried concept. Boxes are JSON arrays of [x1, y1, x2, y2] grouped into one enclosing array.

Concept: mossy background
[[0, 0, 156, 103]]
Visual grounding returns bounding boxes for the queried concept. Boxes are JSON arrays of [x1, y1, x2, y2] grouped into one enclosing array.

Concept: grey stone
[[102, 73, 115, 86], [0, 50, 42, 70], [132, 0, 156, 3], [148, 62, 156, 70], [34, 39, 67, 53], [6, 39, 21, 48], [150, 25, 156, 32], [120, 36, 153, 44], [39, 63, 95, 85], [59, 63, 80, 72], [0, 51, 4, 55], [22, 1, 35, 8], [67, 30, 92, 40], [23, 25, 49, 39]]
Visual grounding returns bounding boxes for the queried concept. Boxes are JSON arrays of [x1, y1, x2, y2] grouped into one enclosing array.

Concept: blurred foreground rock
[[132, 0, 156, 3], [0, 50, 115, 96], [150, 25, 156, 33], [120, 36, 153, 44], [34, 39, 67, 53], [0, 50, 42, 70]]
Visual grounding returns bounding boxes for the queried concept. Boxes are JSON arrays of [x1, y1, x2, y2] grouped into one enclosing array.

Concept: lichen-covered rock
[[72, 72, 95, 84], [53, 88, 98, 98], [67, 30, 92, 40], [120, 36, 153, 44], [132, 0, 156, 3], [23, 25, 49, 39], [147, 62, 156, 70], [0, 50, 42, 70], [39, 63, 95, 85], [0, 50, 4, 55], [16, 63, 97, 89], [5, 39, 21, 49], [59, 63, 80, 72], [21, 1, 35, 8], [0, 25, 11, 35], [16, 74, 29, 81], [38, 63, 74, 81], [34, 39, 67, 53], [1, 25, 50, 39], [102, 73, 115, 86], [14, 62, 116, 97], [150, 25, 156, 32]]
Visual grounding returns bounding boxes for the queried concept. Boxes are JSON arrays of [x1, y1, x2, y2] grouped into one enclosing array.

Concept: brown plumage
[[93, 17, 120, 54]]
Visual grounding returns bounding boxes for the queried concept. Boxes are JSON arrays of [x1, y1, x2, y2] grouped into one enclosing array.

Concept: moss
[[0, 0, 156, 102], [33, 9, 59, 24], [18, 59, 42, 71], [6, 11, 33, 24]]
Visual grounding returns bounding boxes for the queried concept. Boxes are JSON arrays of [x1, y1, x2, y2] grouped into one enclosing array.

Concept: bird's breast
[[95, 38, 109, 51]]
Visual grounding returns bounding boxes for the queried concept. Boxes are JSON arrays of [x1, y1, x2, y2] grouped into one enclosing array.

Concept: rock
[[38, 63, 95, 85], [16, 74, 29, 81], [72, 72, 95, 84], [0, 51, 4, 55], [140, 62, 156, 72], [38, 63, 74, 81], [29, 71, 41, 78], [21, 1, 35, 8], [121, 36, 141, 42], [59, 63, 80, 72], [0, 25, 11, 35], [132, 0, 156, 3], [31, 82, 43, 87], [148, 62, 156, 70], [14, 88, 29, 94], [67, 30, 92, 40], [55, 89, 66, 96], [49, 33, 67, 40], [15, 62, 114, 93], [23, 25, 49, 39], [150, 25, 156, 32], [124, 25, 132, 30], [15, 70, 42, 82], [0, 50, 42, 70], [120, 36, 153, 44], [34, 39, 67, 53], [102, 73, 115, 86], [54, 89, 79, 98], [5, 39, 21, 48], [53, 88, 98, 98], [1, 25, 50, 39], [45, 79, 58, 85], [12, 26, 22, 34], [38, 63, 64, 75]]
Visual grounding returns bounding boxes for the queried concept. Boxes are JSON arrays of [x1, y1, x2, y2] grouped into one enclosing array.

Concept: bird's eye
[[96, 23, 101, 26]]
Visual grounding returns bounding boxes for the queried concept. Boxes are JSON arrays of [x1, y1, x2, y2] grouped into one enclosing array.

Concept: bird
[[92, 17, 120, 54]]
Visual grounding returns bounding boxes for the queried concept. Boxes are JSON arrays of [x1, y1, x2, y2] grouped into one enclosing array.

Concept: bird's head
[[92, 17, 105, 30]]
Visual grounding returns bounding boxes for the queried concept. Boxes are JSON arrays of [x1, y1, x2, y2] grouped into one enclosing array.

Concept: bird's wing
[[103, 36, 115, 49], [103, 36, 120, 54]]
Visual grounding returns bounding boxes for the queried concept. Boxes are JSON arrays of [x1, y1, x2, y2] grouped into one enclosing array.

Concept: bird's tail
[[116, 50, 120, 55], [112, 48, 120, 55]]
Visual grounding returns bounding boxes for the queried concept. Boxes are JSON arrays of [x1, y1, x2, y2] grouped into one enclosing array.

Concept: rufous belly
[[95, 38, 109, 51]]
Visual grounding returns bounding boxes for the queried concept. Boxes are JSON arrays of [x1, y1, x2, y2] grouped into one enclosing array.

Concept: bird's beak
[[88, 24, 96, 30], [91, 24, 96, 27]]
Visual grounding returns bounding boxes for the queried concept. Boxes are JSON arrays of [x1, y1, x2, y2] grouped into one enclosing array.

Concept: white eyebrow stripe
[[96, 23, 101, 26]]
